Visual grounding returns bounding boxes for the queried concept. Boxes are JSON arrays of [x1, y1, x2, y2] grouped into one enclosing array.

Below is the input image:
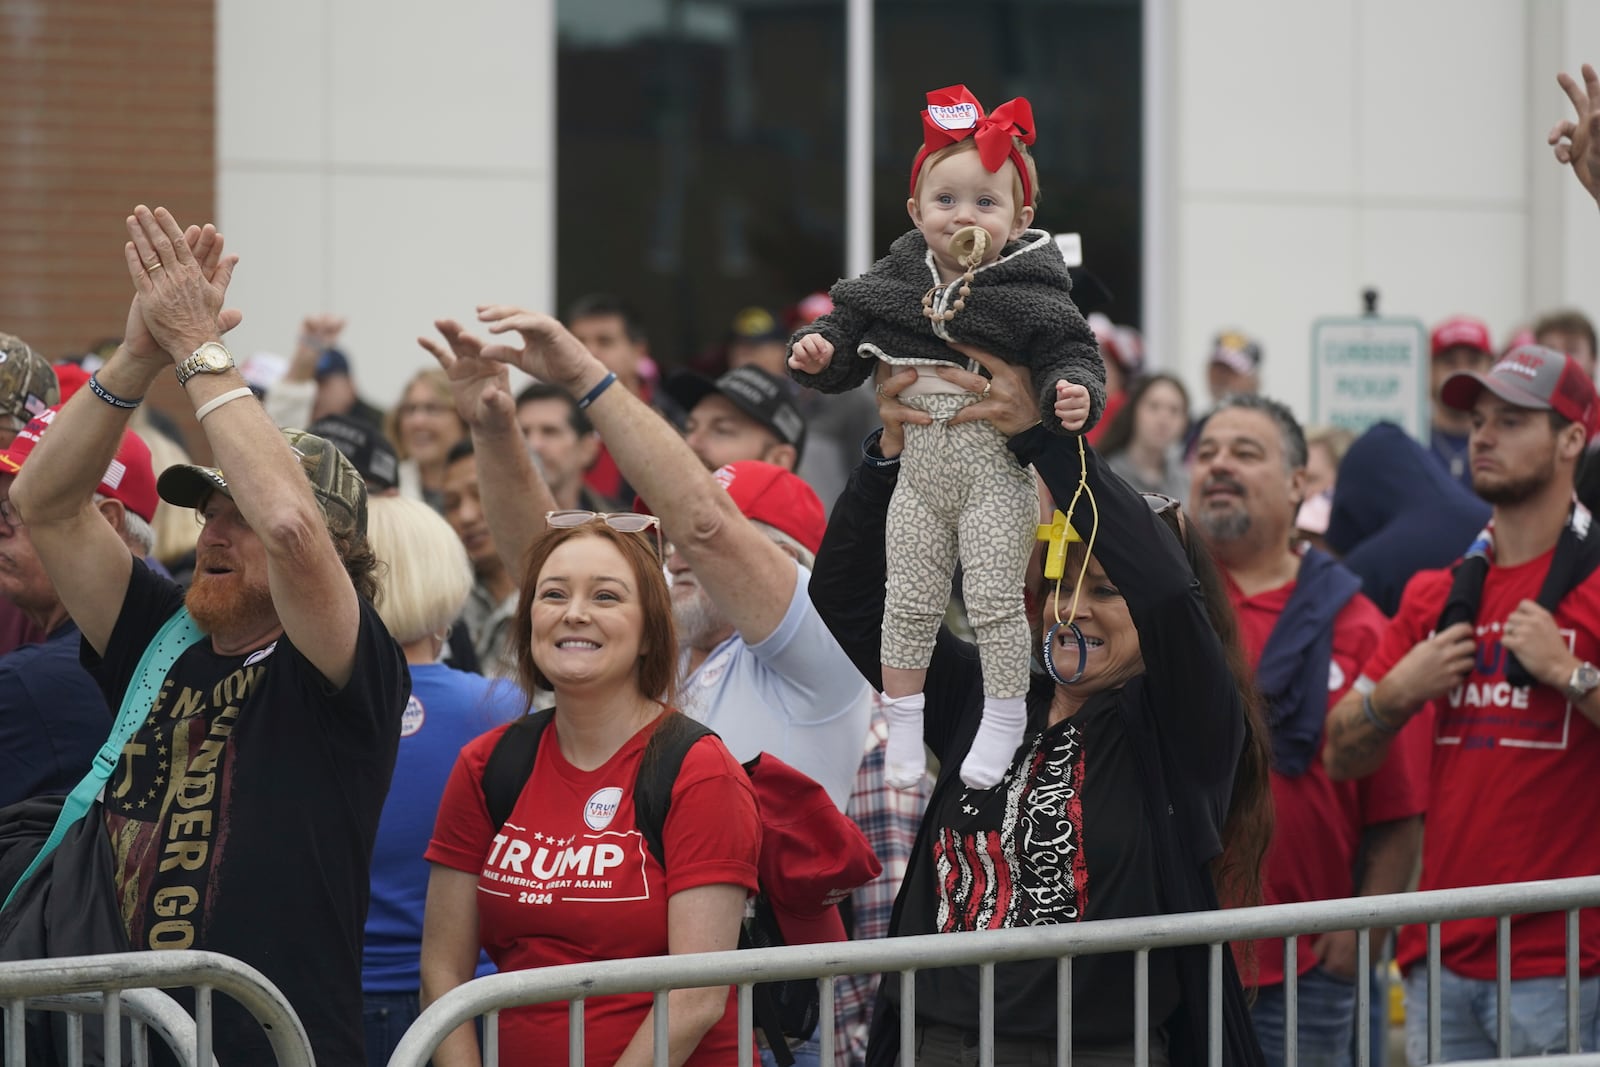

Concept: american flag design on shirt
[[933, 722, 1087, 931]]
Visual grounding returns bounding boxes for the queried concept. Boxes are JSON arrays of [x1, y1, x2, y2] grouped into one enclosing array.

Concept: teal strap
[[2, 608, 204, 912]]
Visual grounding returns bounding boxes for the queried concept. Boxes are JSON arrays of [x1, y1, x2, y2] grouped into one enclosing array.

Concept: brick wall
[[0, 0, 216, 457]]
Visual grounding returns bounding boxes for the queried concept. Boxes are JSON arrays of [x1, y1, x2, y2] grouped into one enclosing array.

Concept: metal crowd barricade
[[0, 949, 312, 1067], [388, 876, 1600, 1067]]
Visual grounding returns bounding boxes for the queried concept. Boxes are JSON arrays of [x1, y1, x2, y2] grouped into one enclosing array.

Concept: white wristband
[[194, 387, 256, 422]]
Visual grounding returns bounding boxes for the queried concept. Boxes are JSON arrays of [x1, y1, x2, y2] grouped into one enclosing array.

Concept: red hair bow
[[910, 84, 1037, 207]]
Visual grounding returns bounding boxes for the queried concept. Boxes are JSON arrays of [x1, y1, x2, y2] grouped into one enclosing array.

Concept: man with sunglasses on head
[[9, 208, 409, 1067], [422, 311, 873, 813], [1188, 393, 1426, 1067]]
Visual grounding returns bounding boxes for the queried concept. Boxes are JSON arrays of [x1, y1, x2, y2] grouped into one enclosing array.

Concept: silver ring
[[143, 259, 162, 272], [981, 381, 992, 399], [875, 383, 887, 397]]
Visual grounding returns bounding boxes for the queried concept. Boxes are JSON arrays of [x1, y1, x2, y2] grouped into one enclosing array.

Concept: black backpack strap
[[633, 713, 715, 867], [482, 709, 555, 831], [741, 919, 796, 1067]]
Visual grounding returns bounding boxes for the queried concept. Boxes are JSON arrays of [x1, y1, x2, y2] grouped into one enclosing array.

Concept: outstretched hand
[[943, 345, 1041, 436], [474, 305, 607, 393], [124, 206, 240, 362], [1550, 62, 1600, 207], [418, 320, 516, 432], [122, 215, 241, 365], [871, 366, 931, 460]]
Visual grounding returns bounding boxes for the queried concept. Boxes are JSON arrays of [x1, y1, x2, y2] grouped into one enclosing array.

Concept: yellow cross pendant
[[1035, 508, 1082, 581]]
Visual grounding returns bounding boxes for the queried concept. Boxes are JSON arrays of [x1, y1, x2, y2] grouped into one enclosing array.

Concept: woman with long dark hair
[[810, 350, 1272, 1066], [1096, 372, 1192, 503]]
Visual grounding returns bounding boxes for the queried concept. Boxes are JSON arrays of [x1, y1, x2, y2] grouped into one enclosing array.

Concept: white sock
[[960, 695, 1027, 789], [880, 692, 928, 789]]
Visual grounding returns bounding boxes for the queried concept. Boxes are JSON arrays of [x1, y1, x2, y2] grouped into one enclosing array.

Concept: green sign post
[[1309, 315, 1430, 441]]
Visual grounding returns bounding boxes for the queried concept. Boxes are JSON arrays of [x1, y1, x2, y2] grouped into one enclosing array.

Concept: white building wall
[[1167, 0, 1600, 419], [215, 0, 555, 411]]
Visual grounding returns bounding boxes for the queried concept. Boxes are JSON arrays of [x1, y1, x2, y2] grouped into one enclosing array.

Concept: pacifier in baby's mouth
[[922, 225, 991, 325]]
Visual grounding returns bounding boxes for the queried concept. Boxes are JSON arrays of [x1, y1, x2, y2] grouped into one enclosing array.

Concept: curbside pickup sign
[[1309, 316, 1429, 441]]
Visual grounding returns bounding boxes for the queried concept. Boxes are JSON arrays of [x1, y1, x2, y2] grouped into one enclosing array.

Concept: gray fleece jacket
[[788, 227, 1105, 433]]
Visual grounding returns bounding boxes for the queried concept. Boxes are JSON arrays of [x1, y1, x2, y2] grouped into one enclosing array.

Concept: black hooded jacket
[[789, 228, 1106, 433]]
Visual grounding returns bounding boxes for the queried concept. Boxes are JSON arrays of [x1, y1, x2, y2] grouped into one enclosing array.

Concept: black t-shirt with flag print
[[83, 562, 409, 1067]]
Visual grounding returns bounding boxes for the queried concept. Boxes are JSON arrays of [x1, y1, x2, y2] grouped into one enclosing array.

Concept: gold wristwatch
[[175, 341, 235, 386]]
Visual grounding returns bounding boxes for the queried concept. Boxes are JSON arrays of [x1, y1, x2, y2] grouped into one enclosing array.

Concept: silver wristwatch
[[1565, 661, 1600, 703], [175, 341, 235, 386]]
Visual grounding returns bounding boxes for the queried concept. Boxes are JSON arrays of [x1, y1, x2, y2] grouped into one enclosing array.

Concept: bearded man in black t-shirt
[[10, 207, 410, 1066]]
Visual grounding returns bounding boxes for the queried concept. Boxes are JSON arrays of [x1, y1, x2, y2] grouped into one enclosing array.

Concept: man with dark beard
[[1189, 394, 1426, 1067], [9, 206, 409, 1067], [1325, 344, 1600, 1059]]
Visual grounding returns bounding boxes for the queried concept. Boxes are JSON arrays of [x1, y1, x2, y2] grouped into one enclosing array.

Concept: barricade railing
[[388, 875, 1600, 1067], [25, 988, 220, 1067], [0, 949, 312, 1067]]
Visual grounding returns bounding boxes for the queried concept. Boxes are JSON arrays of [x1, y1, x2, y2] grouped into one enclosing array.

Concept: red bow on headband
[[910, 84, 1037, 207]]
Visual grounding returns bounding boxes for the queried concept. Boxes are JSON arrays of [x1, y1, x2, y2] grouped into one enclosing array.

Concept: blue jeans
[[760, 1036, 821, 1067], [1252, 967, 1357, 1067], [363, 991, 420, 1066], [1402, 966, 1600, 1062]]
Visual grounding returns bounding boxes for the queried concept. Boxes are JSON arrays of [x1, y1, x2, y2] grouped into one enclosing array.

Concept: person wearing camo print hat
[[9, 206, 409, 1067], [0, 333, 59, 446]]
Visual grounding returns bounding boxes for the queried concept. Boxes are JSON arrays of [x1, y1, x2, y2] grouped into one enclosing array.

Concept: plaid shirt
[[834, 706, 930, 1065]]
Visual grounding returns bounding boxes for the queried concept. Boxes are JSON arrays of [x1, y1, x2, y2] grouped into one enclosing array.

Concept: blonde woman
[[362, 495, 522, 1064]]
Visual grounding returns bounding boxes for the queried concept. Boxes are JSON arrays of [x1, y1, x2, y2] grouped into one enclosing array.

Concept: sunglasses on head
[[545, 510, 664, 557]]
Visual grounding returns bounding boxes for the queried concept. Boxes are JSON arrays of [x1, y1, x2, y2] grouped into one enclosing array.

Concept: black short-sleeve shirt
[[83, 563, 410, 1066]]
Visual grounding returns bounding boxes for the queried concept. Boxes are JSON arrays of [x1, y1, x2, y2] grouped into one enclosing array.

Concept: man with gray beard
[[1189, 394, 1426, 1067]]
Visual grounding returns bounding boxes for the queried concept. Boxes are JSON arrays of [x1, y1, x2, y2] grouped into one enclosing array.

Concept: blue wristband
[[577, 372, 618, 410], [87, 373, 142, 410]]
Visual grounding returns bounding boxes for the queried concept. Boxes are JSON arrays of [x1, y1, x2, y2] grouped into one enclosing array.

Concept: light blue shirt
[[676, 561, 873, 809]]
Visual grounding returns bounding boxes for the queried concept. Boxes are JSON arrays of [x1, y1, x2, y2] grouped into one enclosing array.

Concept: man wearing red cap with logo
[[1326, 344, 1600, 1059], [0, 409, 159, 809], [1428, 315, 1496, 491]]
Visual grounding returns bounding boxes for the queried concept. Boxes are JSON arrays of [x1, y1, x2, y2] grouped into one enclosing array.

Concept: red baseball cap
[[748, 753, 882, 945], [712, 461, 826, 556], [0, 407, 159, 521], [1441, 344, 1600, 433], [1430, 315, 1492, 359]]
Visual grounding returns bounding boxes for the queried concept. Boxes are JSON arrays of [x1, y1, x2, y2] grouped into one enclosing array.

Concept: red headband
[[909, 84, 1037, 208]]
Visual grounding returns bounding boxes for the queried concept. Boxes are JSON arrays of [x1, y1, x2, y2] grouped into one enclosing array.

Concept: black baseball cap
[[664, 366, 807, 462], [309, 413, 400, 492]]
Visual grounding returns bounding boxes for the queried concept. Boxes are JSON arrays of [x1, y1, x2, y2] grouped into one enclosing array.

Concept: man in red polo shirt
[[1325, 345, 1600, 1060], [1190, 393, 1428, 1067]]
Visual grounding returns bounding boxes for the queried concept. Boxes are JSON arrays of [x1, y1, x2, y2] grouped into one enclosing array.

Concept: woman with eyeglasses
[[810, 349, 1273, 1067], [386, 369, 469, 510], [420, 513, 761, 1067]]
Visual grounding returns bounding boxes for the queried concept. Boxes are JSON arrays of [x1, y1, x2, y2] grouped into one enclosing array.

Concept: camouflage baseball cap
[[156, 428, 369, 536], [0, 334, 60, 427]]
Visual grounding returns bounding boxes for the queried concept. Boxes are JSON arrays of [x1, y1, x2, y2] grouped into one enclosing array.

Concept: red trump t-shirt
[[1362, 551, 1600, 979]]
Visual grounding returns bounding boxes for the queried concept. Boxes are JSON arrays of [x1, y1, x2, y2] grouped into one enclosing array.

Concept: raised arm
[[1550, 62, 1600, 210], [787, 302, 877, 395], [11, 215, 240, 654], [138, 207, 359, 685], [473, 306, 798, 645], [420, 320, 555, 579]]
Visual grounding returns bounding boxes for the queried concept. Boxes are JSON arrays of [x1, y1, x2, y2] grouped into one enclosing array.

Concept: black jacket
[[789, 229, 1105, 433], [809, 428, 1264, 1067]]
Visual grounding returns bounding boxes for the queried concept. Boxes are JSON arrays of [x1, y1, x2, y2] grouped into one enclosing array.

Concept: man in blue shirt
[[0, 409, 161, 807]]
